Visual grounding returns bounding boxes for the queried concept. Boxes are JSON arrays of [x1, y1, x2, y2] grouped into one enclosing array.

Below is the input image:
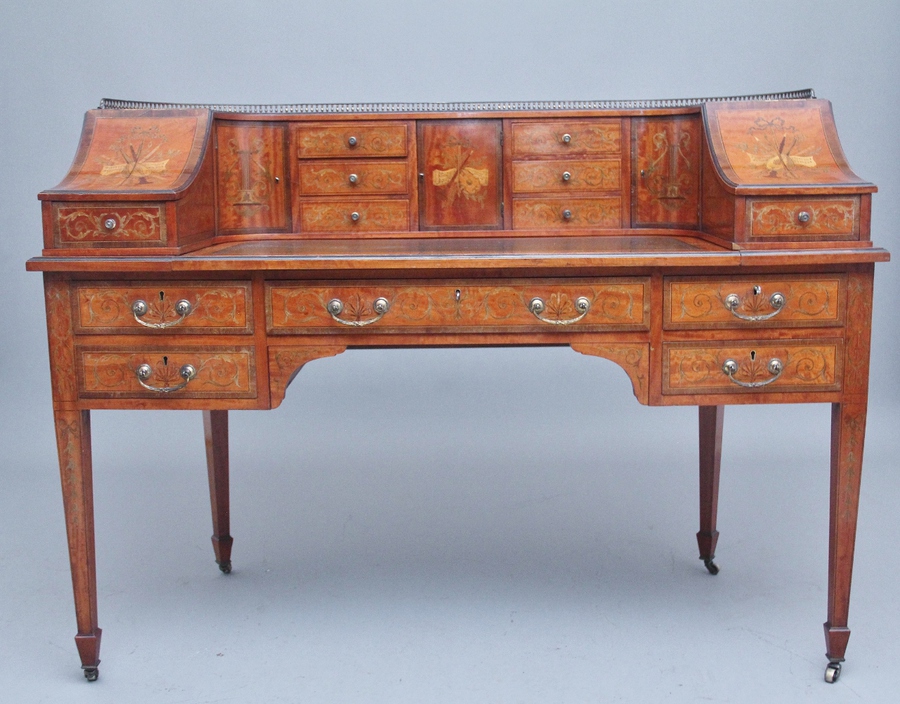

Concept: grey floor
[[4, 348, 899, 703]]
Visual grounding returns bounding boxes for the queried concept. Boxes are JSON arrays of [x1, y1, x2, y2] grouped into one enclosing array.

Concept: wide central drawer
[[266, 279, 650, 333]]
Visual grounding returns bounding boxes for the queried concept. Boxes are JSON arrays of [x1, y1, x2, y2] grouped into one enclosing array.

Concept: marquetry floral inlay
[[79, 287, 246, 328], [739, 116, 820, 179], [751, 201, 856, 235], [57, 207, 163, 243]]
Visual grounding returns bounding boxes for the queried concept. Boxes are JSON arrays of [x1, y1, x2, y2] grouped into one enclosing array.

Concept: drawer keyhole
[[750, 350, 757, 361]]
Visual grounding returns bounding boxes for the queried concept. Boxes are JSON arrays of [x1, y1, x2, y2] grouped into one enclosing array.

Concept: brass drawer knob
[[103, 217, 118, 231], [562, 171, 572, 182], [561, 133, 572, 144], [347, 136, 358, 147], [348, 173, 359, 184], [562, 209, 573, 221], [798, 210, 811, 223], [350, 211, 361, 222]]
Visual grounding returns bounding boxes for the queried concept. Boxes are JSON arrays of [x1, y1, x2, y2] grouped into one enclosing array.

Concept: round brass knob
[[348, 136, 358, 147], [562, 209, 573, 221], [561, 133, 572, 144], [103, 217, 118, 231], [348, 173, 359, 184], [350, 211, 361, 222], [798, 211, 811, 223], [562, 171, 572, 182]]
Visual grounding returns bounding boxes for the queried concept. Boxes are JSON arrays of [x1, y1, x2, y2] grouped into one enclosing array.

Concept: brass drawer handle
[[131, 298, 193, 328], [529, 296, 591, 325], [326, 297, 390, 326], [135, 362, 196, 393], [723, 291, 785, 321], [722, 357, 783, 388]]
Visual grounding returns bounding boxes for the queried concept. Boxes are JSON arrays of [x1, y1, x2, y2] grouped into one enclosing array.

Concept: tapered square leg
[[204, 410, 233, 573], [55, 409, 102, 680], [697, 405, 723, 575]]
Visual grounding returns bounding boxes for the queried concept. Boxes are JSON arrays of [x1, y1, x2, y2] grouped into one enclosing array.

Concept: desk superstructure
[[28, 91, 888, 683]]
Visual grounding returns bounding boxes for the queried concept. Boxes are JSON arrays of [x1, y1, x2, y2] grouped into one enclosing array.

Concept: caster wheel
[[824, 662, 842, 683], [83, 667, 99, 682], [218, 560, 232, 574], [703, 558, 719, 575]]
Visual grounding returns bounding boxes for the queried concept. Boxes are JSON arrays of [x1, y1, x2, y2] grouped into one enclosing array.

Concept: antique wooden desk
[[28, 90, 888, 683]]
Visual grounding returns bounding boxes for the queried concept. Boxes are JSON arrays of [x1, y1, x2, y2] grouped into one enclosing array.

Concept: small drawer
[[511, 120, 622, 158], [300, 200, 410, 232], [664, 275, 845, 329], [267, 279, 649, 333], [74, 282, 253, 333], [513, 197, 621, 229], [299, 160, 408, 195], [77, 346, 257, 399], [512, 159, 621, 193], [747, 197, 859, 239], [54, 203, 166, 247], [663, 340, 842, 395], [295, 123, 408, 158]]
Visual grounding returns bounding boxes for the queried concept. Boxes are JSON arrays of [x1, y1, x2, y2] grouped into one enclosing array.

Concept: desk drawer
[[76, 346, 257, 399], [511, 120, 622, 157], [511, 159, 621, 193], [295, 123, 408, 158], [512, 197, 622, 229], [74, 282, 253, 333], [53, 203, 166, 247], [267, 280, 649, 332], [662, 340, 842, 395], [664, 275, 845, 329], [300, 200, 410, 232], [747, 197, 859, 239], [299, 160, 409, 195]]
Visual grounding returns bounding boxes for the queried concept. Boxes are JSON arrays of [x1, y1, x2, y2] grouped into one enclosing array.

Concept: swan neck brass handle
[[723, 291, 785, 321], [722, 357, 783, 388], [528, 296, 591, 325], [135, 363, 196, 393], [131, 298, 193, 328], [326, 297, 390, 326]]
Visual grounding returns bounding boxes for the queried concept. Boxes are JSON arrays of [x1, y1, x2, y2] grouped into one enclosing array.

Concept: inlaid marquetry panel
[[267, 280, 649, 332], [665, 275, 845, 328], [633, 116, 700, 227], [74, 282, 253, 333], [216, 122, 290, 233], [299, 160, 408, 195], [300, 200, 409, 232], [663, 341, 842, 394], [511, 120, 622, 157], [748, 198, 859, 239], [77, 347, 257, 398], [418, 119, 503, 230], [512, 159, 620, 193], [54, 204, 165, 247], [512, 197, 621, 229], [295, 123, 408, 158]]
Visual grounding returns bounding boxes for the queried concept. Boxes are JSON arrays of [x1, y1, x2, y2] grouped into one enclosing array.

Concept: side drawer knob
[[350, 211, 361, 222], [798, 211, 811, 223], [562, 171, 572, 182], [103, 217, 118, 231], [348, 173, 359, 184], [561, 133, 572, 144], [348, 136, 358, 147], [562, 209, 573, 221]]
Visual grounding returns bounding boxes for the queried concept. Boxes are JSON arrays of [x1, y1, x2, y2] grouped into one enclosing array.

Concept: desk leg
[[824, 400, 867, 677], [204, 410, 233, 574], [697, 405, 723, 575], [54, 409, 102, 680]]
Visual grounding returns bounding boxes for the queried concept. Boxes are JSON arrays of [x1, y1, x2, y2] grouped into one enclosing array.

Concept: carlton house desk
[[27, 90, 888, 683]]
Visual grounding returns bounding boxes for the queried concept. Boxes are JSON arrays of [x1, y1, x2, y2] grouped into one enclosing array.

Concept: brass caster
[[824, 661, 842, 683], [83, 667, 99, 682], [703, 558, 719, 575], [218, 560, 232, 574]]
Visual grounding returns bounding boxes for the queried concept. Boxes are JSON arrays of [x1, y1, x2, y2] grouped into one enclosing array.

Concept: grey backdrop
[[2, 1, 899, 702]]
